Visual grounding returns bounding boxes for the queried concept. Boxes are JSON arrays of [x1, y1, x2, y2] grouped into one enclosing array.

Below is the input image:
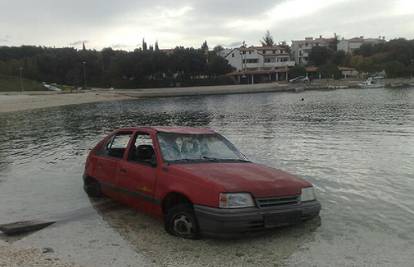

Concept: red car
[[83, 127, 321, 239]]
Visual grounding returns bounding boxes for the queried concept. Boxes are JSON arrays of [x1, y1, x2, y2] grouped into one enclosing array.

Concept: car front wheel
[[165, 204, 200, 239]]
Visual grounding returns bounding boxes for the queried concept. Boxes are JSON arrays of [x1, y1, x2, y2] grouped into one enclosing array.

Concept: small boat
[[42, 82, 62, 92], [358, 76, 384, 88]]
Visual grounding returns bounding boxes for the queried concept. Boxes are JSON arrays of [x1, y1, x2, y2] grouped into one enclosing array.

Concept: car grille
[[256, 195, 300, 208]]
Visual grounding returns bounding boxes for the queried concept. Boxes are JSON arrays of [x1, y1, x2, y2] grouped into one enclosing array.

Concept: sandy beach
[[0, 91, 132, 113], [0, 83, 292, 113], [1, 79, 412, 113], [0, 81, 350, 113]]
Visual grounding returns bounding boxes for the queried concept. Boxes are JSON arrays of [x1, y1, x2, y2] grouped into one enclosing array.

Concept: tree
[[319, 63, 341, 79], [201, 41, 208, 49], [142, 38, 147, 51], [213, 45, 224, 54], [155, 41, 159, 51], [207, 53, 234, 75], [261, 30, 274, 46], [308, 46, 333, 66], [384, 61, 407, 78], [355, 43, 374, 57], [332, 50, 346, 66], [329, 34, 339, 51], [288, 65, 306, 79]]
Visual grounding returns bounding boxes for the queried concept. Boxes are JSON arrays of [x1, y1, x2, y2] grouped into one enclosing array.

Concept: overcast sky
[[0, 0, 413, 50]]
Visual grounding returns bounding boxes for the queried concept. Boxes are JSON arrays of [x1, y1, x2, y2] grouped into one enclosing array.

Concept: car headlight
[[300, 187, 316, 202], [219, 193, 255, 208]]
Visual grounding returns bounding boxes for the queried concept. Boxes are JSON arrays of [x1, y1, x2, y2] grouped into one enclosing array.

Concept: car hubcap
[[173, 214, 193, 236]]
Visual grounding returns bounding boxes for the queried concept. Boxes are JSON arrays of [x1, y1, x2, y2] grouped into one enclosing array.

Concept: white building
[[225, 45, 294, 71], [222, 45, 295, 83], [291, 36, 335, 65], [338, 36, 386, 54]]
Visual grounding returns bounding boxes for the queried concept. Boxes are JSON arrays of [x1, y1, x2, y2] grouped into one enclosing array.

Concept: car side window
[[128, 133, 156, 166], [104, 132, 132, 159]]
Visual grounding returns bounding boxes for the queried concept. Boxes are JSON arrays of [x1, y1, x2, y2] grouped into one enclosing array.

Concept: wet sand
[[0, 92, 132, 113], [0, 83, 292, 113], [0, 242, 83, 267], [0, 81, 346, 113], [1, 78, 413, 114]]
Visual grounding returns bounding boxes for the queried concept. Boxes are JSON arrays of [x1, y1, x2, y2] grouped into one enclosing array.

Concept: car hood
[[167, 162, 311, 198]]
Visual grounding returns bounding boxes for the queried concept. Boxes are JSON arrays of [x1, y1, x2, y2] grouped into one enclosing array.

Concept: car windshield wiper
[[201, 156, 250, 162], [171, 158, 200, 163], [201, 156, 220, 161]]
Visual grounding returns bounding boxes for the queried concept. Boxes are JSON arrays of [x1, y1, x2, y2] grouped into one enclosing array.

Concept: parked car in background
[[289, 76, 310, 83], [83, 127, 321, 239]]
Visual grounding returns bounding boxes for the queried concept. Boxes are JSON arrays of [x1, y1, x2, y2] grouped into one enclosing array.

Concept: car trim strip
[[99, 181, 161, 205]]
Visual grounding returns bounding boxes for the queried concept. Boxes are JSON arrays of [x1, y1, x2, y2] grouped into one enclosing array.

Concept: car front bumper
[[194, 200, 321, 238]]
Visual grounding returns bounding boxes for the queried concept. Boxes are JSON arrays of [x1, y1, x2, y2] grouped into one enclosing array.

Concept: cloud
[[0, 34, 10, 43], [226, 41, 243, 48], [0, 0, 412, 49]]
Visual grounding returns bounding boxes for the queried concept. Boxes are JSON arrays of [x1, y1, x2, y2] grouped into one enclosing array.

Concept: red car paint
[[84, 127, 318, 232]]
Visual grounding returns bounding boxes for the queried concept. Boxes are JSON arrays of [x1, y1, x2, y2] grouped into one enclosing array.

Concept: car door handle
[[120, 168, 127, 173]]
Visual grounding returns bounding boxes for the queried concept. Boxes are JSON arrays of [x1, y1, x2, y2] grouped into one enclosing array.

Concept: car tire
[[83, 176, 103, 198], [165, 204, 200, 239]]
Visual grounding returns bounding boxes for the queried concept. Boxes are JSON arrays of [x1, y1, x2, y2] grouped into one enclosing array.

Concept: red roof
[[305, 66, 319, 72], [118, 126, 215, 134]]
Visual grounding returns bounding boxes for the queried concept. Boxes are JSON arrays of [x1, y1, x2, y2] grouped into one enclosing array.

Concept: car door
[[116, 131, 159, 214], [94, 131, 132, 199]]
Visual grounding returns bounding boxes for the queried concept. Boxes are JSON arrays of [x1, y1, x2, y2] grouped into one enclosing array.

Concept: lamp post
[[19, 67, 24, 94], [82, 61, 87, 89]]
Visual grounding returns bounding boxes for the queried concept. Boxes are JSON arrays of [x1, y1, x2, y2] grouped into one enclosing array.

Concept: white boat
[[42, 82, 62, 92], [358, 76, 384, 88]]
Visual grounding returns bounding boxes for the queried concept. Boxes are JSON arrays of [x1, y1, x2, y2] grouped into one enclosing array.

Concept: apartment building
[[222, 45, 295, 83], [291, 36, 335, 65], [338, 36, 386, 54]]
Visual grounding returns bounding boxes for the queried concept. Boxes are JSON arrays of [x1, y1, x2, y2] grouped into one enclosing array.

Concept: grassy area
[[0, 74, 46, 92]]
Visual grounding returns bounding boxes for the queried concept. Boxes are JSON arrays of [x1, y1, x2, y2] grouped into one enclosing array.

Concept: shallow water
[[0, 88, 413, 266]]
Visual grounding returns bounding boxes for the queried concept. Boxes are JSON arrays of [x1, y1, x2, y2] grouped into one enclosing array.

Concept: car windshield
[[157, 132, 248, 163]]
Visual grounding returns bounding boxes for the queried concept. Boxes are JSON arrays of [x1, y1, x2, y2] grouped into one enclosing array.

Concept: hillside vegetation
[[0, 43, 233, 89], [0, 74, 45, 92]]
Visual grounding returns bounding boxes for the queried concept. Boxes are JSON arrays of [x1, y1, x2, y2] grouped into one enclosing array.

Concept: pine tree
[[201, 41, 209, 52], [261, 31, 274, 47], [142, 38, 147, 51], [155, 41, 159, 51]]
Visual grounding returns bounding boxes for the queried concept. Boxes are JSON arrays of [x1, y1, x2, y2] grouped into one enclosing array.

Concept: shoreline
[[1, 79, 413, 113]]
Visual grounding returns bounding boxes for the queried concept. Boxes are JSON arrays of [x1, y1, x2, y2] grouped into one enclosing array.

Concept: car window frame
[[127, 131, 158, 167], [98, 131, 133, 160]]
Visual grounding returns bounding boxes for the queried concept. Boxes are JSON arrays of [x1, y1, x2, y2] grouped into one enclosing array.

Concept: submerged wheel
[[83, 176, 103, 198], [165, 204, 200, 239]]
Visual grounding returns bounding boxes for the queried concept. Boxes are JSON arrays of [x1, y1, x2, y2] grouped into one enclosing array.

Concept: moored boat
[[358, 76, 384, 88]]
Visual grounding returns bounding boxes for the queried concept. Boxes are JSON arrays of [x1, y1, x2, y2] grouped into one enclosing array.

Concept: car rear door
[[116, 131, 159, 214], [94, 131, 132, 198]]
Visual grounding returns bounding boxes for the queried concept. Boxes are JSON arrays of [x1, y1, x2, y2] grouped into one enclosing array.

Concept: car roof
[[116, 126, 216, 134]]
